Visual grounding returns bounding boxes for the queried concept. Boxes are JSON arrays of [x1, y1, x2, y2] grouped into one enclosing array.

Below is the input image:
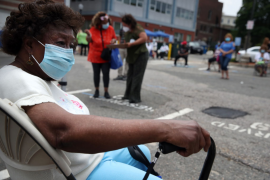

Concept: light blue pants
[[86, 145, 163, 180]]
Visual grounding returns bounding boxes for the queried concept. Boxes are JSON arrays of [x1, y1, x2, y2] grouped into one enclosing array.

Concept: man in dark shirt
[[174, 41, 189, 67]]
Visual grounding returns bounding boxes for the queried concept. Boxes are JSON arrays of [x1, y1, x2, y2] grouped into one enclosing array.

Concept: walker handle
[[158, 137, 216, 180]]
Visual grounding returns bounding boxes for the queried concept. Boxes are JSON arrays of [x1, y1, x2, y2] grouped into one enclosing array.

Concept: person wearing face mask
[[0, 1, 212, 180], [219, 33, 235, 80], [121, 14, 149, 104], [158, 42, 169, 60], [254, 45, 270, 77], [85, 12, 117, 99]]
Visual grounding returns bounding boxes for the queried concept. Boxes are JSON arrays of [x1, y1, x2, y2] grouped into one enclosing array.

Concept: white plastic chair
[[0, 98, 76, 180]]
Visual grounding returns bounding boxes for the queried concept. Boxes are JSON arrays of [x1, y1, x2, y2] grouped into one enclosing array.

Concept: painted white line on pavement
[[198, 67, 208, 71], [156, 108, 194, 120], [67, 89, 91, 95], [0, 169, 10, 179]]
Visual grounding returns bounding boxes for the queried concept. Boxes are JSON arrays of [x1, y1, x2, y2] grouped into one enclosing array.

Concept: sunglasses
[[100, 15, 109, 21]]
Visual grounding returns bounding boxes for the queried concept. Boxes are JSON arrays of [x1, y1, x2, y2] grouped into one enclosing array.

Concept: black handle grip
[[159, 142, 186, 154], [159, 137, 216, 180]]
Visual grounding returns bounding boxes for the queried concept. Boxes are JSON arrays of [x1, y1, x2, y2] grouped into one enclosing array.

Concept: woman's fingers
[[201, 128, 211, 152]]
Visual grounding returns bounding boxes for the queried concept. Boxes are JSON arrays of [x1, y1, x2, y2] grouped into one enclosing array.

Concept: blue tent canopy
[[145, 29, 157, 37], [154, 31, 170, 38]]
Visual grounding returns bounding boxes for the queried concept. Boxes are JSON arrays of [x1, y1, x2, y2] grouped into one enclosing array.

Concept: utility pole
[[245, 0, 256, 52]]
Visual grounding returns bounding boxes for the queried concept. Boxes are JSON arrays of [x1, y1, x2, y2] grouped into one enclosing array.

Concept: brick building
[[195, 0, 230, 46], [71, 0, 199, 43]]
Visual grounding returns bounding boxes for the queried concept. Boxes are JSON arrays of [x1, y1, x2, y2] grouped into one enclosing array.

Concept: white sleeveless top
[[0, 65, 104, 180]]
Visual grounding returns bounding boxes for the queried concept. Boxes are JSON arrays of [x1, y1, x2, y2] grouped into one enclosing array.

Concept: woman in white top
[[254, 45, 270, 77], [0, 1, 211, 180]]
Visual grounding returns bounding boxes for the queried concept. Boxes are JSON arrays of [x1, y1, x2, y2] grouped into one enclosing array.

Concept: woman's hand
[[110, 39, 116, 44], [127, 42, 132, 48], [84, 29, 91, 36], [162, 120, 211, 157]]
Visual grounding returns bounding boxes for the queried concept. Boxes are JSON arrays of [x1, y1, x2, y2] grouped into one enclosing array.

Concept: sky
[[218, 0, 243, 16]]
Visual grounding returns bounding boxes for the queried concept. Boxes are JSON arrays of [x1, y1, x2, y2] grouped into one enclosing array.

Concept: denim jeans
[[220, 56, 230, 71]]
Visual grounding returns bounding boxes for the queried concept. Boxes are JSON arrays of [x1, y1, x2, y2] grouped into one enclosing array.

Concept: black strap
[[143, 151, 160, 180], [100, 28, 105, 49], [128, 146, 160, 177]]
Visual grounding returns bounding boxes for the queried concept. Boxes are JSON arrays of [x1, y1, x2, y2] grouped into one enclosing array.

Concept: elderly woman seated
[[254, 45, 270, 77], [0, 1, 211, 180]]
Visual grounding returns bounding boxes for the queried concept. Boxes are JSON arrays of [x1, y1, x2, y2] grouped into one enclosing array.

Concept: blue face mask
[[102, 22, 109, 30], [32, 38, 75, 80], [225, 38, 231, 42], [261, 50, 265, 53]]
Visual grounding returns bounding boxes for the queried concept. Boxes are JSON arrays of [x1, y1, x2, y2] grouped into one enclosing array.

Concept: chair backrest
[[0, 98, 76, 180]]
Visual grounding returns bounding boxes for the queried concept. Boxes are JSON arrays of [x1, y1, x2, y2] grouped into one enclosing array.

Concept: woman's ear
[[23, 37, 34, 54]]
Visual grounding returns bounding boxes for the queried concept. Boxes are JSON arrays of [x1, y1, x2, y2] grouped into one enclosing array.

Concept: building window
[[200, 25, 203, 31], [176, 7, 193, 20], [138, 0, 143, 7], [221, 18, 223, 23], [130, 0, 136, 6], [150, 0, 155, 10], [156, 1, 161, 12], [150, 1, 172, 15], [161, 2, 166, 14], [118, 0, 144, 7], [186, 35, 192, 42], [209, 27, 213, 33], [174, 32, 183, 42], [215, 16, 219, 25], [208, 10, 212, 20], [176, 7, 181, 17], [167, 4, 171, 14], [233, 20, 236, 24], [228, 19, 230, 24]]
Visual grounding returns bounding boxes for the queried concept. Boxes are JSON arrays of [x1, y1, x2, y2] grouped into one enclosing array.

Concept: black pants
[[159, 52, 167, 59], [124, 52, 148, 102], [80, 44, 88, 56], [174, 55, 188, 65], [92, 62, 110, 88], [208, 57, 217, 63]]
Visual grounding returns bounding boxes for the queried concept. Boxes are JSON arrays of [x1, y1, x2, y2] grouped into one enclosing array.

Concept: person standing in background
[[121, 14, 148, 103], [76, 29, 88, 56], [219, 33, 235, 80], [114, 28, 129, 81], [85, 12, 117, 99]]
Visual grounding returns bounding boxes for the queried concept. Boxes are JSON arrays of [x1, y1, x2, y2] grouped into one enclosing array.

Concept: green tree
[[233, 0, 270, 47]]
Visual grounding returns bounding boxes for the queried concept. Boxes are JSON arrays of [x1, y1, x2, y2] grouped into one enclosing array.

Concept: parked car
[[237, 46, 260, 62], [188, 41, 203, 55]]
